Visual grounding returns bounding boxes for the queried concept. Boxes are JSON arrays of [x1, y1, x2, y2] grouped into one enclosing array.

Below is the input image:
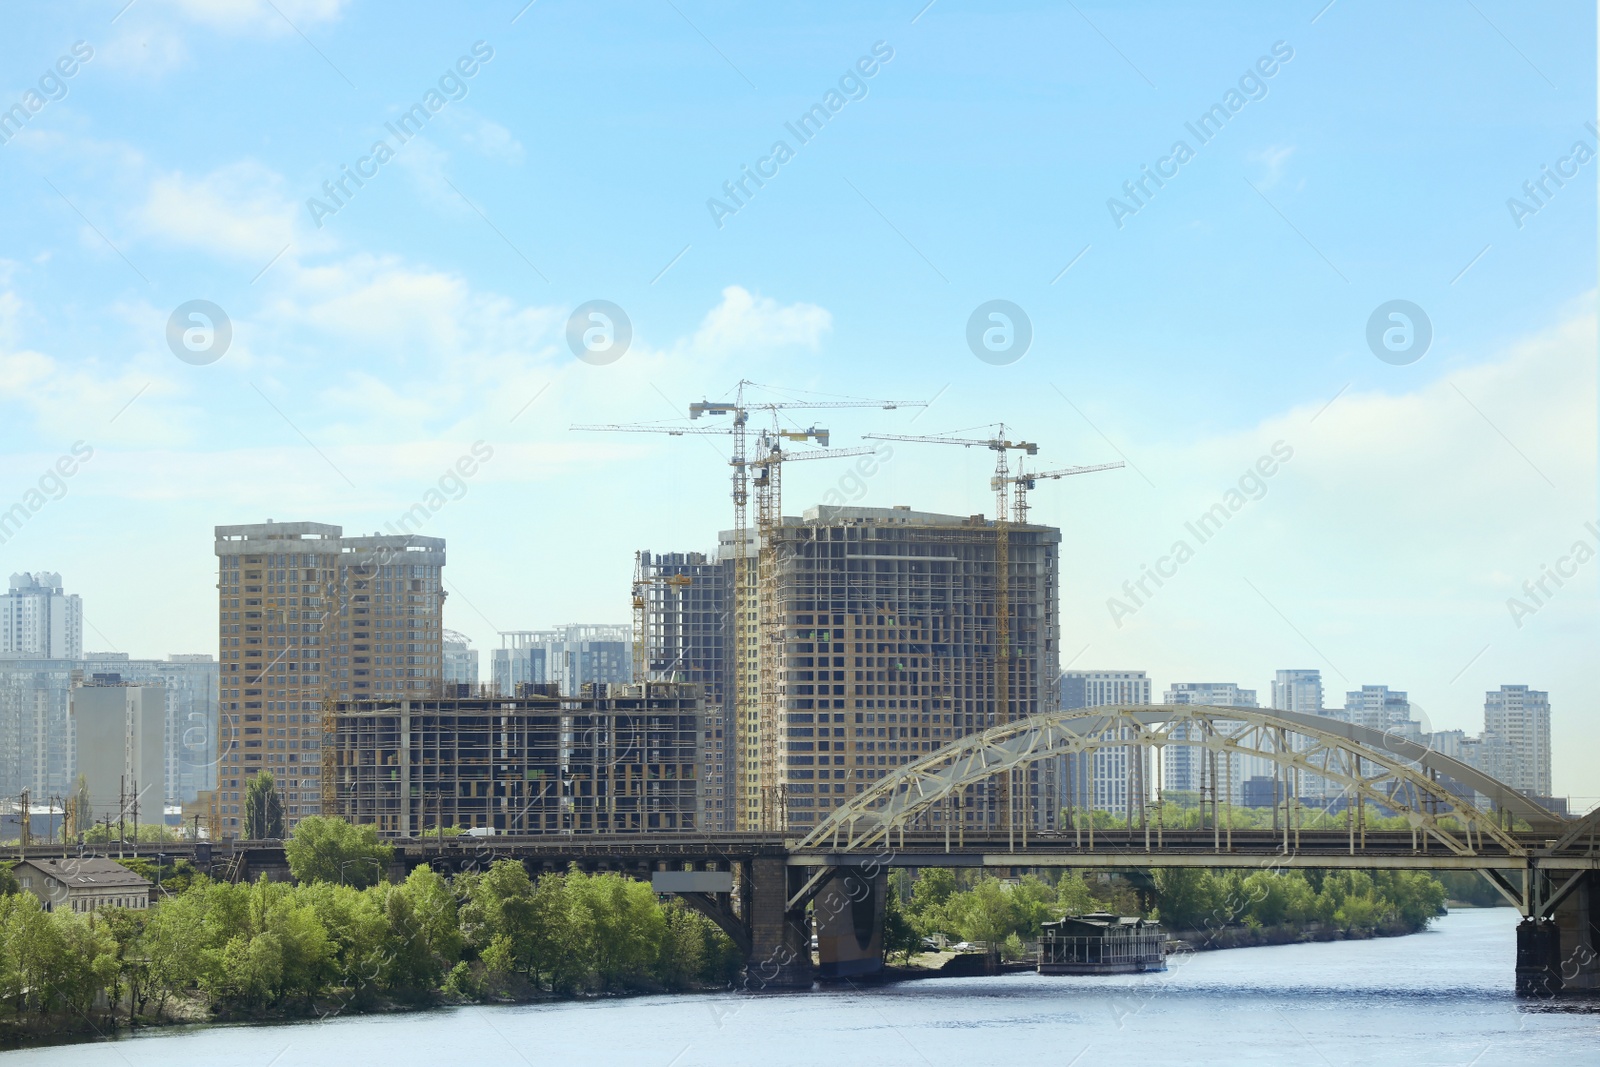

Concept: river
[[8, 909, 1596, 1066]]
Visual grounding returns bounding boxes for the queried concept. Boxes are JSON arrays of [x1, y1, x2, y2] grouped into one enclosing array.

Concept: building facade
[[1, 572, 82, 659], [13, 858, 151, 913], [70, 681, 165, 827], [1483, 685, 1551, 798], [639, 550, 734, 831], [1341, 685, 1420, 740], [1062, 670, 1152, 817], [492, 625, 631, 697], [1271, 669, 1323, 715], [762, 505, 1062, 835], [0, 654, 216, 805], [443, 630, 479, 688], [1162, 682, 1262, 805], [211, 521, 446, 839], [331, 683, 699, 836]]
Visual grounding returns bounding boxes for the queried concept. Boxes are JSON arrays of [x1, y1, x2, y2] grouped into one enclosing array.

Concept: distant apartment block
[[1061, 670, 1151, 817], [2, 572, 81, 659], [493, 625, 631, 697], [1483, 685, 1551, 798], [442, 630, 479, 688], [0, 654, 217, 804], [1341, 685, 1420, 741], [1271, 669, 1323, 715], [1162, 682, 1262, 804], [70, 680, 165, 826], [211, 521, 446, 839]]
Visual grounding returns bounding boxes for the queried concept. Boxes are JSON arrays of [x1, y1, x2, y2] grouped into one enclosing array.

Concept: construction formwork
[[331, 682, 700, 837], [769, 505, 1062, 834]]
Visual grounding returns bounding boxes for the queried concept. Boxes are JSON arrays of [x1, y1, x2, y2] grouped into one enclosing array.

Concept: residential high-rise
[[442, 630, 479, 689], [1061, 670, 1151, 816], [639, 550, 734, 830], [0, 653, 217, 805], [1342, 685, 1420, 741], [1163, 682, 1261, 804], [2, 572, 82, 659], [211, 522, 446, 839], [1483, 685, 1551, 798], [757, 505, 1061, 834], [70, 680, 165, 828], [492, 626, 631, 697], [1271, 669, 1323, 715]]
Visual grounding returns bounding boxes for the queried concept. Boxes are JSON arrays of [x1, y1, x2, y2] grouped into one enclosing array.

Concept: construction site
[[585, 383, 1124, 837], [330, 683, 700, 836]]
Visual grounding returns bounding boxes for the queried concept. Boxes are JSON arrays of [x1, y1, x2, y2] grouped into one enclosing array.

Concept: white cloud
[[161, 0, 349, 35], [132, 161, 303, 263], [1248, 144, 1296, 190], [689, 285, 831, 353]]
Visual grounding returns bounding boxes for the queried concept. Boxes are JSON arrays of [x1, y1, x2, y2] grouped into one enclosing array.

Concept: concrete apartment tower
[[1162, 682, 1263, 805], [210, 522, 446, 839], [2, 572, 82, 659], [1484, 685, 1551, 799], [1061, 670, 1152, 816], [70, 680, 165, 828], [754, 504, 1061, 835], [1271, 669, 1323, 715]]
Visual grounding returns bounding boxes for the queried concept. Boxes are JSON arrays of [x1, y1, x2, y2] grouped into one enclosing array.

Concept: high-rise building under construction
[[638, 550, 735, 831], [210, 522, 445, 838], [734, 504, 1062, 833]]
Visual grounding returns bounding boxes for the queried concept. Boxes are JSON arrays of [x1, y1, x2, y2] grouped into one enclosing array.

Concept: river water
[[9, 909, 1597, 1066]]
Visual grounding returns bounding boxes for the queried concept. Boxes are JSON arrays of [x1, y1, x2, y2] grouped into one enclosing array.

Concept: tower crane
[[998, 461, 1126, 525]]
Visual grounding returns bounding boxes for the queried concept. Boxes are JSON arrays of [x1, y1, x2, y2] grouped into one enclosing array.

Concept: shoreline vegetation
[[0, 817, 1470, 1049]]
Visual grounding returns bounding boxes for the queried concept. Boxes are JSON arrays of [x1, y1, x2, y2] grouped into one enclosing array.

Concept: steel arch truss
[[797, 704, 1526, 857]]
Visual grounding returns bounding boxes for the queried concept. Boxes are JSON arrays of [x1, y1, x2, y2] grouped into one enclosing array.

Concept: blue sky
[[1, 2, 1595, 799]]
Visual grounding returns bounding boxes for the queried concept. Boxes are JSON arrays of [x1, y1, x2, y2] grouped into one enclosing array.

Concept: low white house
[[12, 857, 152, 912]]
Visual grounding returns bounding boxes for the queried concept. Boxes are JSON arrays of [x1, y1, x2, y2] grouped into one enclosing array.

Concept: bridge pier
[[741, 856, 812, 989], [812, 866, 887, 979]]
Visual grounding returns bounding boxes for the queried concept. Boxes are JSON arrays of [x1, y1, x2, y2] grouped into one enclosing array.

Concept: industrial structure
[[329, 682, 700, 836], [210, 521, 446, 839]]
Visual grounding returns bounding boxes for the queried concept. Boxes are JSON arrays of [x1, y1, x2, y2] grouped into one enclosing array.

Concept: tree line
[[0, 816, 739, 1043], [886, 865, 1449, 962]]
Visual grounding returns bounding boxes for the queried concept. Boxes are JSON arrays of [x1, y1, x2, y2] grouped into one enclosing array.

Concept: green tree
[[243, 771, 285, 840], [0, 863, 19, 896], [284, 816, 392, 887]]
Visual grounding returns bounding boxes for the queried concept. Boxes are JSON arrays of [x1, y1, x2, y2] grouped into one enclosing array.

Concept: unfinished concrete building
[[766, 505, 1062, 834], [331, 682, 700, 836], [638, 550, 734, 831]]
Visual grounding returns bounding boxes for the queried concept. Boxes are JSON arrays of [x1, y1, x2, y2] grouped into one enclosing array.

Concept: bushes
[[1154, 868, 1447, 938], [0, 827, 740, 1039]]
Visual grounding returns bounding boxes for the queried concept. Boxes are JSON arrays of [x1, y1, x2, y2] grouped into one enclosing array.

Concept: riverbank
[[11, 911, 1594, 1066]]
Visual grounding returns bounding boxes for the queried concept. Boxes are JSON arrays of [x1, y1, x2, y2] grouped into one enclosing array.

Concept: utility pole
[[18, 789, 30, 852], [119, 775, 127, 856], [131, 778, 139, 856]]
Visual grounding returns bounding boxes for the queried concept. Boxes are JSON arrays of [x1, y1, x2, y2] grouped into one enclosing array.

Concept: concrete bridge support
[[740, 856, 812, 988], [1516, 871, 1598, 997], [812, 867, 887, 979]]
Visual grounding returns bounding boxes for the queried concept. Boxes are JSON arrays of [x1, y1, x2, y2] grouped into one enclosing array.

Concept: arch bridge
[[772, 705, 1597, 995]]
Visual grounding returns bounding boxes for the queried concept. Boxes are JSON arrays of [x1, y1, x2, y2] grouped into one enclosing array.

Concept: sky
[[0, 1, 1594, 802]]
